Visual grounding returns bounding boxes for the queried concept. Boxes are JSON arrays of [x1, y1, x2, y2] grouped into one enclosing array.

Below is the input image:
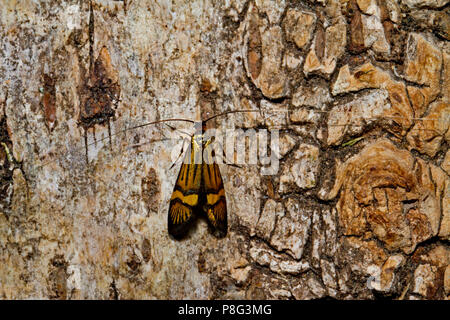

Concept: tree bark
[[0, 0, 448, 299]]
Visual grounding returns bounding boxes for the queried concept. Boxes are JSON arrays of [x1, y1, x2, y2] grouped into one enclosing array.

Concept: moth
[[166, 109, 258, 239], [37, 105, 433, 240], [168, 120, 227, 239], [37, 108, 257, 239]]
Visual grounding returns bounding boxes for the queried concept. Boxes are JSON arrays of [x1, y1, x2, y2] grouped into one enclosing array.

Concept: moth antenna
[[83, 118, 194, 154], [127, 137, 184, 150], [38, 118, 195, 169], [205, 109, 443, 132], [164, 123, 192, 138], [169, 137, 189, 170], [222, 109, 443, 132], [204, 109, 261, 123]]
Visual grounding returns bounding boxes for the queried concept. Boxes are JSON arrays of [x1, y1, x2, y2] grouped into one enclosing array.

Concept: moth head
[[193, 121, 210, 147]]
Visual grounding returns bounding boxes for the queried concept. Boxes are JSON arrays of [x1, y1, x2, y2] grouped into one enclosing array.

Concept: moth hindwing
[[168, 121, 227, 239]]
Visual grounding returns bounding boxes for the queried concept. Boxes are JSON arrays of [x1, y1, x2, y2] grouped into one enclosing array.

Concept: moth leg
[[208, 139, 243, 169], [216, 151, 242, 169], [169, 137, 189, 170], [127, 122, 185, 150]]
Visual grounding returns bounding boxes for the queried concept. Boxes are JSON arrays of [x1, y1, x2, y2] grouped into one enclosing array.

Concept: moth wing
[[168, 142, 202, 239], [202, 145, 227, 237]]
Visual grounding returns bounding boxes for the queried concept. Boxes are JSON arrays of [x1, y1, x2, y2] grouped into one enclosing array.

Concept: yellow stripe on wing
[[206, 188, 225, 206], [207, 200, 226, 227], [170, 190, 199, 207]]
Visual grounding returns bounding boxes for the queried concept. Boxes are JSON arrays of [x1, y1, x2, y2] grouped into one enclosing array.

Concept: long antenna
[[83, 118, 195, 152], [205, 108, 444, 124], [204, 109, 261, 123], [38, 118, 195, 169], [35, 108, 445, 170]]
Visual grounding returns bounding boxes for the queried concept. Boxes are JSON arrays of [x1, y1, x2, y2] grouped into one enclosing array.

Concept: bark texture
[[0, 0, 449, 299]]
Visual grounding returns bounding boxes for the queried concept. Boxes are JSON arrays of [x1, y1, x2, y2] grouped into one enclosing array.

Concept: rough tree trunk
[[0, 0, 449, 299]]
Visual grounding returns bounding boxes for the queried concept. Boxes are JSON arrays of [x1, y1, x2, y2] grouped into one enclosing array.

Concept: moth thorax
[[193, 134, 203, 149]]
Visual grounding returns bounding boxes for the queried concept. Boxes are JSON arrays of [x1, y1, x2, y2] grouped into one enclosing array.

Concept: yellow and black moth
[[34, 103, 435, 241], [168, 120, 227, 239], [38, 109, 257, 240], [160, 109, 260, 239]]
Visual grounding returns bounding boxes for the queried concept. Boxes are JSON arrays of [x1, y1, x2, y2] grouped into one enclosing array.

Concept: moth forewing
[[202, 132, 227, 238], [167, 134, 202, 239]]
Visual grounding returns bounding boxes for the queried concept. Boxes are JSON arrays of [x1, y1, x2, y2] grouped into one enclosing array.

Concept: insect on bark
[[37, 106, 440, 241], [65, 109, 259, 240], [167, 120, 226, 239], [164, 110, 259, 239]]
